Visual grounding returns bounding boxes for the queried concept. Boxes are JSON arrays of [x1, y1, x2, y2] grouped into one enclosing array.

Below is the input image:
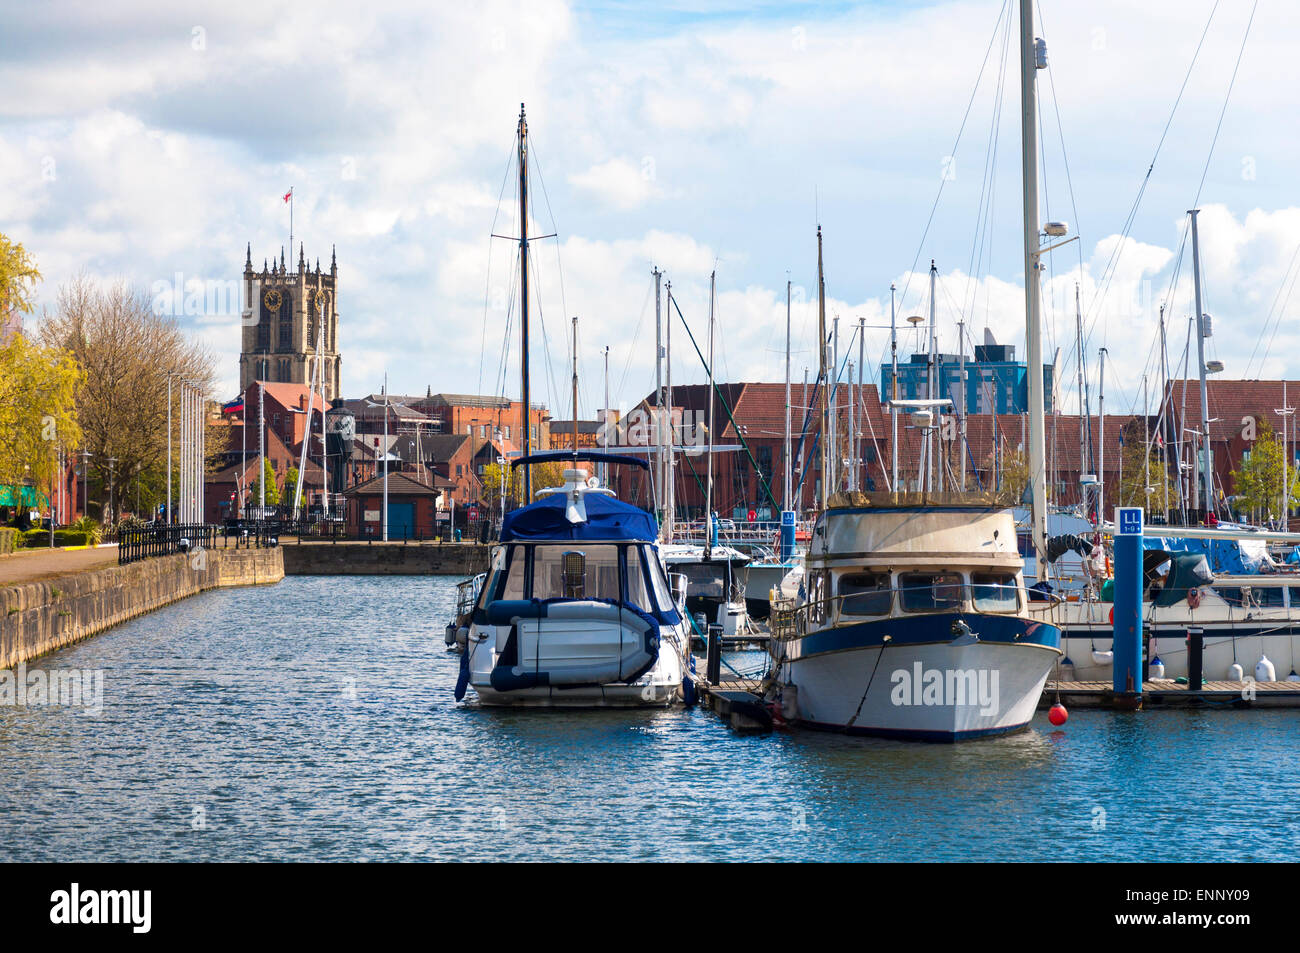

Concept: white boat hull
[[775, 615, 1061, 741]]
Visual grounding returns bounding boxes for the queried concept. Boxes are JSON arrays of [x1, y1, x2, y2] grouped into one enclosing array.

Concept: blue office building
[[879, 344, 1054, 415]]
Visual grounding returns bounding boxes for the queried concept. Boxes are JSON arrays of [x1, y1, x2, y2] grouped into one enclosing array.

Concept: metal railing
[[117, 523, 280, 565], [671, 519, 816, 547], [769, 583, 1062, 642]]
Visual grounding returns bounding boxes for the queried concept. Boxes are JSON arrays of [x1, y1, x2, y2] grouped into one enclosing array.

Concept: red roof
[[1166, 379, 1300, 442]]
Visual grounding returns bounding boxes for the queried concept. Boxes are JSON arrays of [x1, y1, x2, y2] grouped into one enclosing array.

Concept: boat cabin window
[[679, 563, 728, 597], [531, 545, 621, 601], [807, 571, 828, 624], [625, 546, 652, 609], [1216, 586, 1243, 607], [898, 572, 965, 612], [501, 547, 527, 601], [972, 572, 1019, 613], [838, 572, 892, 616], [644, 548, 676, 614], [1250, 586, 1286, 609], [1290, 587, 1300, 608]]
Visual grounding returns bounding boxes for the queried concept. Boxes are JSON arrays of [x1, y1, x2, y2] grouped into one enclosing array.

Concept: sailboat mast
[[784, 279, 792, 512], [705, 271, 716, 557], [857, 316, 865, 493], [1020, 0, 1049, 560], [1098, 347, 1106, 524], [518, 103, 532, 502], [817, 227, 829, 509], [665, 280, 675, 539], [602, 344, 610, 485], [832, 315, 840, 495], [1159, 302, 1169, 521], [571, 315, 579, 461], [927, 260, 937, 494], [654, 267, 664, 517], [1189, 208, 1213, 517], [1075, 285, 1086, 482], [958, 318, 966, 491], [890, 283, 898, 492]]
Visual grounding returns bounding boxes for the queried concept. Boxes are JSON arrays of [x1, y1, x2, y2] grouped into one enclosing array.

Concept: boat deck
[[1042, 679, 1300, 708]]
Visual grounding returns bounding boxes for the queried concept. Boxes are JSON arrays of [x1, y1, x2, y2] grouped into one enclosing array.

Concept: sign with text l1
[[1116, 507, 1143, 536]]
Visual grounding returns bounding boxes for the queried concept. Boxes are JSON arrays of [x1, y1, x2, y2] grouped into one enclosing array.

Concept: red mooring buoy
[[1048, 703, 1069, 727]]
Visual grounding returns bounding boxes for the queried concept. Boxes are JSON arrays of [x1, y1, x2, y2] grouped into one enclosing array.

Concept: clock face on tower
[[263, 289, 282, 313]]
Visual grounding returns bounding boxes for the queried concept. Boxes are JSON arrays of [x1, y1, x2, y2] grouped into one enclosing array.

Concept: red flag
[[283, 189, 293, 203]]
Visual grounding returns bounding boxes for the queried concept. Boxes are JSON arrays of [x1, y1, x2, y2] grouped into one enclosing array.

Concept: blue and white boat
[[768, 498, 1062, 740], [454, 455, 689, 707]]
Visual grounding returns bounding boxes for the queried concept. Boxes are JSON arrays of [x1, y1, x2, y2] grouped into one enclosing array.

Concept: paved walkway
[[0, 546, 120, 587]]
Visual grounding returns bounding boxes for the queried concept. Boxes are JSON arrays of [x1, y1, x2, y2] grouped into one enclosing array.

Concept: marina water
[[1, 575, 1296, 862]]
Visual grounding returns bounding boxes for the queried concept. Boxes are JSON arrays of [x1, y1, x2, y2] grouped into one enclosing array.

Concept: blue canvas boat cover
[[500, 493, 659, 542], [1140, 535, 1270, 575]]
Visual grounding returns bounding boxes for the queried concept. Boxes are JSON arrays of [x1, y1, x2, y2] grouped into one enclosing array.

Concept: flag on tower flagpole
[[284, 187, 293, 261]]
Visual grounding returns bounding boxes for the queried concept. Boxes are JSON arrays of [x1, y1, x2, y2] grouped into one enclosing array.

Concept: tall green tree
[[0, 233, 41, 319], [1231, 420, 1300, 520], [39, 274, 217, 519], [0, 333, 83, 506], [284, 466, 301, 506], [249, 458, 280, 506], [479, 460, 567, 510]]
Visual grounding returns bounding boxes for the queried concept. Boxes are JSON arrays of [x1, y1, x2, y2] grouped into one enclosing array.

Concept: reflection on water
[[0, 575, 1297, 861]]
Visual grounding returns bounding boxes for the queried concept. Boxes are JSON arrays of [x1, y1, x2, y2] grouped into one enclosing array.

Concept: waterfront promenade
[[0, 546, 120, 586]]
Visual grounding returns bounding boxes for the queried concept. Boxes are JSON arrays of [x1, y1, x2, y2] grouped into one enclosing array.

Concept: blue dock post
[[1112, 506, 1144, 708], [779, 510, 796, 562]]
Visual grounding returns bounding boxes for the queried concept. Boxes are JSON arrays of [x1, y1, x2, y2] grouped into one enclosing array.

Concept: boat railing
[[673, 519, 816, 547], [770, 584, 1063, 641], [454, 573, 487, 621]]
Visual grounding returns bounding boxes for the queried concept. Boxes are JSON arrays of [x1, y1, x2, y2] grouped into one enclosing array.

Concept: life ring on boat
[[1108, 607, 1113, 625], [1187, 587, 1201, 609]]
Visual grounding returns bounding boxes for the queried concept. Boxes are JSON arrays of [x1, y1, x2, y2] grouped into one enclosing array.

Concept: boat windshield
[[898, 572, 964, 612], [678, 564, 728, 597], [490, 543, 670, 614], [532, 545, 621, 601], [972, 572, 1019, 612], [839, 572, 892, 616]]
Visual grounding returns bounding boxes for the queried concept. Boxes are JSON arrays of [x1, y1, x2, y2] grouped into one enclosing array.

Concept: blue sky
[[2, 0, 1296, 421]]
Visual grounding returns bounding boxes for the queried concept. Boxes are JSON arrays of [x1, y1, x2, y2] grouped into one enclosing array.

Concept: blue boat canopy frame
[[509, 451, 649, 471], [500, 492, 659, 542]]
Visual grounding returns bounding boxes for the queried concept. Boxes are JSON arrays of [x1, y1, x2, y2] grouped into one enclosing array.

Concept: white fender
[[1255, 655, 1276, 682]]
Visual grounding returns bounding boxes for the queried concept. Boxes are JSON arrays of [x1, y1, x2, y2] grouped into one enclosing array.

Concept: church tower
[[239, 243, 342, 400]]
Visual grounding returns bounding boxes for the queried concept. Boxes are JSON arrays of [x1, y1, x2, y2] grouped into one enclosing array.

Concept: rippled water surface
[[1, 575, 1297, 862]]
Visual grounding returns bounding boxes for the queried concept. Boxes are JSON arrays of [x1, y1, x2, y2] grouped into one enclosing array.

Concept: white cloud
[[3, 0, 1300, 416], [568, 157, 657, 210]]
